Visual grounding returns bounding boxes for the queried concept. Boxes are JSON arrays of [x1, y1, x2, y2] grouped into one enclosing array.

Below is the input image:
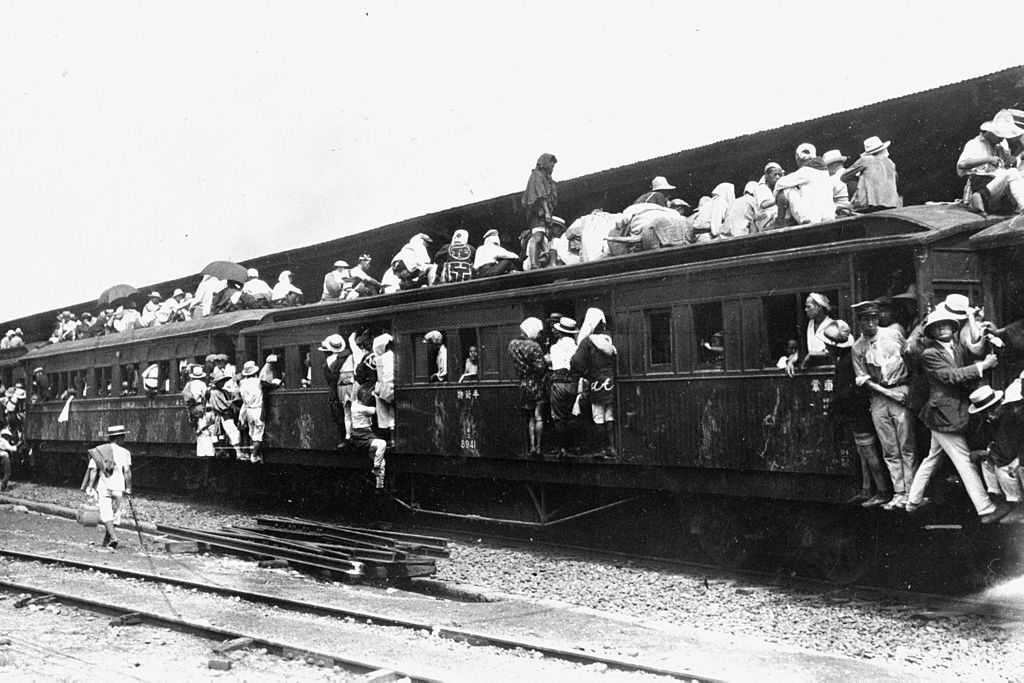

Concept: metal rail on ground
[[0, 549, 723, 682]]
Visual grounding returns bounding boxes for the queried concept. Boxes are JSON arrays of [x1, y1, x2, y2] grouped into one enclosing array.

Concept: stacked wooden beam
[[156, 516, 448, 584]]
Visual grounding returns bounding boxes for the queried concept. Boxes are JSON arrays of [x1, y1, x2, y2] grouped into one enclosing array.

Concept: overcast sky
[[0, 1, 1018, 321]]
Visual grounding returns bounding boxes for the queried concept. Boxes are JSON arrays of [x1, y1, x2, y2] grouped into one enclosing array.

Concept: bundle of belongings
[[564, 210, 620, 262], [605, 203, 691, 256]]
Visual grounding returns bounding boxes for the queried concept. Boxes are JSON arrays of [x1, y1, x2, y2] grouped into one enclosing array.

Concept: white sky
[[0, 1, 1018, 320]]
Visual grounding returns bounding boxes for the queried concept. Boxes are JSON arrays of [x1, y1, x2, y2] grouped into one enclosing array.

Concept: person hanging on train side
[[207, 368, 245, 460], [339, 331, 371, 438], [823, 319, 890, 507], [957, 111, 1024, 214], [351, 385, 388, 491], [0, 426, 18, 492], [372, 333, 396, 448], [903, 307, 1008, 523], [182, 365, 214, 457], [548, 317, 580, 459], [786, 293, 834, 377], [841, 136, 901, 213], [965, 383, 1024, 524], [773, 143, 836, 227], [473, 229, 520, 278], [571, 308, 618, 459], [238, 359, 279, 464], [31, 367, 51, 402], [509, 317, 548, 458], [434, 230, 476, 283], [319, 334, 351, 449]]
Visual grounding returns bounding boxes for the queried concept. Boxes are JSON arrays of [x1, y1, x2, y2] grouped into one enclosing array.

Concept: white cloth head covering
[[711, 182, 735, 201], [519, 317, 543, 340], [808, 292, 832, 311], [372, 333, 393, 356], [452, 230, 468, 246], [577, 308, 606, 344]]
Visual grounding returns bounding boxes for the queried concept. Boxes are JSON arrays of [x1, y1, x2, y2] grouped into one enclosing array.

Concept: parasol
[[97, 284, 139, 308], [201, 261, 249, 284]]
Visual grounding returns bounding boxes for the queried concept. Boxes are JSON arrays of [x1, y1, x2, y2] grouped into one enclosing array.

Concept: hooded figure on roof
[[385, 234, 435, 292], [434, 230, 476, 283], [522, 153, 558, 230]]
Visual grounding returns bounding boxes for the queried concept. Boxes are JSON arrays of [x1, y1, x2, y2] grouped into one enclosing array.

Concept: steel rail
[[0, 549, 722, 682], [0, 574, 444, 683]]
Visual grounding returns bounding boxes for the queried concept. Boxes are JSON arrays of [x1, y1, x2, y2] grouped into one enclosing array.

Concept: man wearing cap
[[753, 162, 784, 231], [423, 331, 448, 382], [322, 260, 356, 301], [83, 425, 132, 549], [633, 176, 675, 207], [957, 111, 1024, 214], [851, 301, 915, 510], [140, 292, 163, 328], [238, 359, 280, 463], [841, 136, 900, 212], [473, 230, 520, 278], [822, 149, 853, 213], [242, 268, 273, 303], [773, 143, 836, 227], [548, 317, 580, 458], [905, 307, 1007, 522], [434, 230, 476, 283], [350, 255, 382, 296], [320, 334, 352, 448], [823, 319, 890, 506], [722, 181, 761, 237]]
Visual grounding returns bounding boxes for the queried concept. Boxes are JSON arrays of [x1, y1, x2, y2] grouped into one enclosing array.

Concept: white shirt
[[238, 376, 264, 410], [434, 345, 448, 381], [776, 166, 836, 224], [88, 443, 131, 495], [474, 240, 519, 269], [550, 337, 577, 371], [806, 316, 834, 356], [352, 402, 376, 430], [242, 279, 273, 301], [957, 135, 1008, 177]]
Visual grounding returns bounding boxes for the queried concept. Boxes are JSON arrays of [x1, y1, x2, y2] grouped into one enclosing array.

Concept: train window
[[763, 293, 803, 367], [119, 364, 139, 396], [95, 366, 112, 397], [458, 329, 479, 383], [297, 345, 312, 388], [694, 302, 724, 371], [801, 290, 839, 369], [263, 347, 286, 387], [646, 310, 673, 369]]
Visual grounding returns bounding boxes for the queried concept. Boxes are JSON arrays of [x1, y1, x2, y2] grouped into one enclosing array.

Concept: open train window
[[119, 364, 139, 396], [763, 293, 803, 368], [646, 309, 673, 370], [296, 344, 312, 389], [262, 347, 286, 387], [694, 302, 724, 371], [458, 328, 480, 383]]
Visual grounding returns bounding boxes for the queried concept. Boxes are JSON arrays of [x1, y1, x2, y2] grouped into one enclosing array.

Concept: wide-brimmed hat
[[861, 136, 891, 156], [106, 425, 129, 438], [651, 176, 676, 192], [333, 259, 350, 269], [851, 300, 881, 318], [319, 333, 346, 353], [923, 307, 962, 337], [668, 198, 691, 209], [893, 284, 918, 300], [980, 111, 1024, 139], [553, 317, 578, 334], [148, 291, 162, 300], [968, 385, 1004, 414], [822, 149, 848, 165], [822, 319, 854, 348], [188, 366, 206, 380], [241, 360, 260, 376], [942, 294, 971, 319]]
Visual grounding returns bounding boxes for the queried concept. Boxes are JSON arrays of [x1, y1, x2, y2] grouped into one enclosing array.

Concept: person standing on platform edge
[[571, 308, 618, 459], [82, 425, 132, 549]]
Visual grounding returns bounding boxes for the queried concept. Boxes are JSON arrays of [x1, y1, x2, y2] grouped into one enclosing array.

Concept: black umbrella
[[97, 284, 139, 308], [201, 261, 249, 284]]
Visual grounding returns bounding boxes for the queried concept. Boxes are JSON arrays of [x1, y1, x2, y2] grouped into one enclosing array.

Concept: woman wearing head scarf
[[521, 153, 558, 230], [508, 317, 548, 457], [571, 308, 618, 458], [372, 333, 396, 446], [708, 182, 735, 239], [434, 229, 476, 283]]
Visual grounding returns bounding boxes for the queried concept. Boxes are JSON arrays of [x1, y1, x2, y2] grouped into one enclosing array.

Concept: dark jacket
[[919, 340, 983, 433]]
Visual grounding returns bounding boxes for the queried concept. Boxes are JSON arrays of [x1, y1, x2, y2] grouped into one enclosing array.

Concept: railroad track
[[0, 549, 721, 682]]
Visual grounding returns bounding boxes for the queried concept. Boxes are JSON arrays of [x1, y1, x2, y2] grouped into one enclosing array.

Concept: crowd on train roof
[[18, 108, 1024, 349]]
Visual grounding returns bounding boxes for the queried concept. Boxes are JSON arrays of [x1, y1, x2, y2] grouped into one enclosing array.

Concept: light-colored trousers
[[981, 457, 1023, 503], [869, 393, 916, 496], [908, 430, 997, 516]]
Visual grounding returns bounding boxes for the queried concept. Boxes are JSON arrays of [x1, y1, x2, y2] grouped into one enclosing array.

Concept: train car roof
[[968, 215, 1024, 250], [244, 204, 997, 333], [20, 309, 273, 361]]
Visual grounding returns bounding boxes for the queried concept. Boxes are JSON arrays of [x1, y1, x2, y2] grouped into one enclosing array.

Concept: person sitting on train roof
[[157, 288, 191, 324], [111, 302, 142, 334], [721, 181, 760, 237], [207, 368, 245, 461], [434, 230, 476, 283], [821, 319, 889, 508], [840, 136, 901, 213], [423, 331, 447, 382], [957, 111, 1024, 214], [347, 255, 382, 297], [668, 198, 692, 216], [271, 270, 303, 307], [571, 308, 618, 459], [548, 316, 579, 459], [8, 328, 23, 349], [822, 149, 853, 215], [707, 182, 734, 239], [509, 317, 548, 458], [372, 333, 396, 447], [850, 300, 914, 512], [521, 216, 561, 271], [382, 233, 435, 293], [616, 203, 690, 251], [632, 176, 675, 207], [904, 307, 1008, 523], [753, 162, 783, 231], [966, 382, 1024, 523], [191, 274, 227, 318], [564, 211, 618, 261], [691, 196, 713, 242], [773, 143, 836, 227], [78, 311, 103, 338], [473, 229, 520, 278], [212, 280, 264, 314], [242, 268, 273, 303], [322, 260, 356, 301], [550, 218, 582, 266], [459, 344, 479, 383], [786, 292, 834, 377], [138, 291, 163, 328], [0, 330, 13, 350], [522, 153, 558, 233]]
